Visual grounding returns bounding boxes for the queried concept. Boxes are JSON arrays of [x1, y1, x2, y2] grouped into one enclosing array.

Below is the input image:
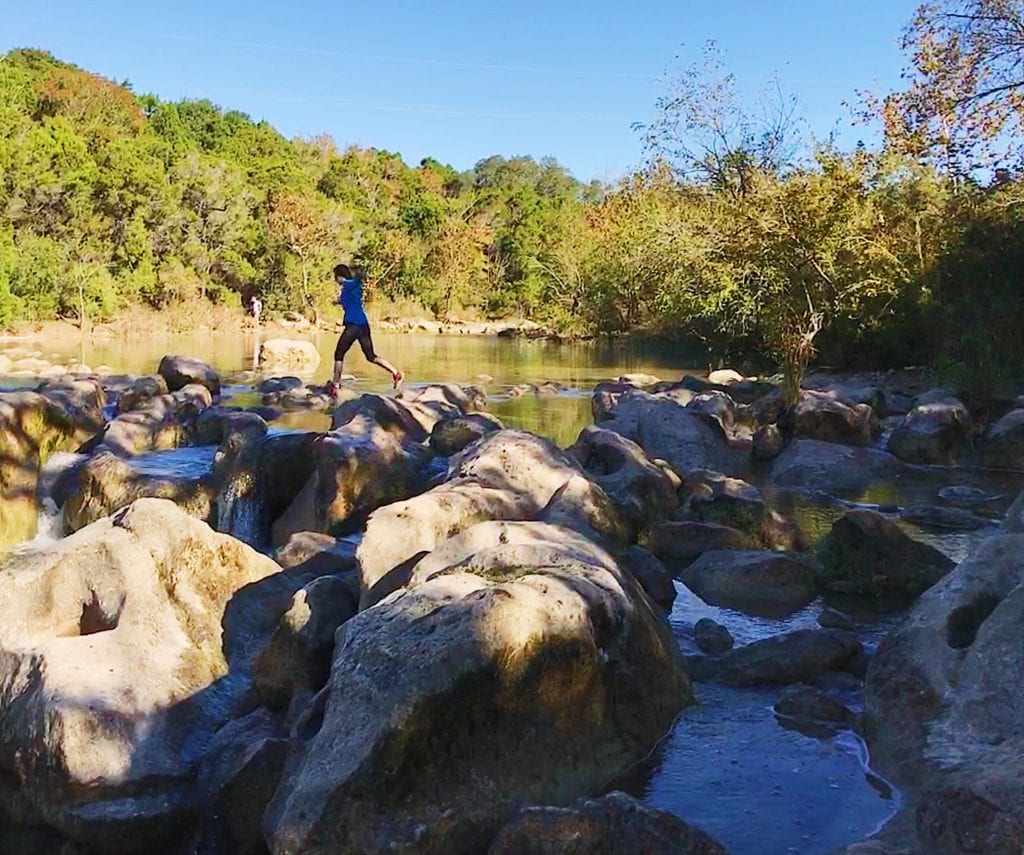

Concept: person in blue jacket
[[326, 263, 403, 397]]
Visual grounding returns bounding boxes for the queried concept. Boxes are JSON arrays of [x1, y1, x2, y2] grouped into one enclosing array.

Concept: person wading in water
[[325, 263, 403, 398]]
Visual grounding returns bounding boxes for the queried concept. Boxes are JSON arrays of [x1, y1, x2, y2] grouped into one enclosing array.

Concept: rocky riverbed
[[1, 347, 1023, 854]]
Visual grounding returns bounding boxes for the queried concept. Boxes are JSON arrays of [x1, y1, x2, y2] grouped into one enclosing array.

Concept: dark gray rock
[[487, 791, 729, 855], [816, 509, 955, 600], [681, 550, 818, 618], [693, 618, 734, 655], [686, 628, 862, 686], [158, 354, 220, 396]]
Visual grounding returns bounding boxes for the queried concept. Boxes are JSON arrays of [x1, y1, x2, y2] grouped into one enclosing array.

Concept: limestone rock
[[693, 618, 733, 655], [115, 375, 169, 414], [681, 549, 818, 618], [619, 545, 677, 608], [600, 390, 745, 477], [888, 394, 973, 465], [790, 390, 881, 447], [980, 408, 1024, 470], [687, 628, 862, 686], [0, 500, 283, 850], [488, 791, 728, 855], [430, 412, 504, 456], [863, 530, 1024, 853], [63, 450, 215, 532], [265, 529, 690, 855], [258, 339, 321, 372], [157, 354, 220, 396], [640, 520, 753, 572], [569, 425, 679, 536], [769, 439, 906, 496], [0, 384, 105, 548], [681, 469, 805, 551], [252, 575, 358, 709], [816, 510, 955, 600]]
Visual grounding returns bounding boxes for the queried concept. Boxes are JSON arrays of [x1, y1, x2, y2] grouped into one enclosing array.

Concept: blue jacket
[[338, 277, 368, 325]]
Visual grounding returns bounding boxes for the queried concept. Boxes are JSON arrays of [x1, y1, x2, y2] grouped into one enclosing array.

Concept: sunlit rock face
[[266, 520, 691, 855], [0, 499, 283, 851]]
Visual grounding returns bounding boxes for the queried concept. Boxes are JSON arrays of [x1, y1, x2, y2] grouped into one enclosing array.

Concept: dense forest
[[3, 0, 1024, 394]]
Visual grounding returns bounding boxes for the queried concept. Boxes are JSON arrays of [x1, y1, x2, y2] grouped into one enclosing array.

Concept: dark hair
[[333, 263, 353, 279]]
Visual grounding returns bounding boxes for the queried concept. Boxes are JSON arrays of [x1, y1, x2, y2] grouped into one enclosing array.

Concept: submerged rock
[[816, 509, 955, 600], [265, 523, 690, 855], [774, 684, 853, 725], [488, 791, 728, 855]]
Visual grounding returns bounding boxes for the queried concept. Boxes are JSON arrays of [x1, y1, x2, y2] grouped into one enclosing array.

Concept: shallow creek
[[5, 330, 1024, 854]]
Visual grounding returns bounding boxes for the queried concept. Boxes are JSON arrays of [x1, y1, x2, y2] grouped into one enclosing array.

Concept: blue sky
[[1, 0, 918, 181]]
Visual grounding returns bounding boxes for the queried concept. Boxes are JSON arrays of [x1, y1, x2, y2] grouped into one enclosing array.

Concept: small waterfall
[[25, 451, 88, 549], [214, 440, 267, 549]]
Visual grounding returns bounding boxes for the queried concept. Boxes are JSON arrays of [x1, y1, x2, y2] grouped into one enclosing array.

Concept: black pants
[[334, 323, 376, 362]]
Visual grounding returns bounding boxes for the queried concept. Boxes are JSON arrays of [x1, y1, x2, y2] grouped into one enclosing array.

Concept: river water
[[3, 328, 976, 853]]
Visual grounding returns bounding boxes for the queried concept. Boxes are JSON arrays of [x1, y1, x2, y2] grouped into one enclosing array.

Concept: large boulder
[[789, 390, 881, 447], [115, 375, 169, 414], [488, 791, 728, 855], [980, 408, 1024, 470], [331, 389, 459, 440], [569, 425, 679, 537], [887, 394, 973, 465], [816, 510, 955, 600], [92, 388, 211, 457], [768, 439, 906, 496], [265, 525, 691, 855], [680, 549, 818, 618], [313, 423, 434, 535], [251, 574, 359, 710], [431, 412, 504, 456], [681, 469, 805, 551], [598, 390, 746, 477], [640, 520, 753, 572], [687, 628, 862, 686], [157, 354, 220, 396], [258, 339, 321, 372], [862, 528, 1024, 853], [356, 430, 608, 607], [0, 500, 285, 850], [63, 450, 216, 532], [0, 383, 105, 548]]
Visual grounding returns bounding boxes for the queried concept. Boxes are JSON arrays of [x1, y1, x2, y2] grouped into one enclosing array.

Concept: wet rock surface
[[681, 549, 818, 618], [816, 509, 955, 600], [488, 791, 729, 855]]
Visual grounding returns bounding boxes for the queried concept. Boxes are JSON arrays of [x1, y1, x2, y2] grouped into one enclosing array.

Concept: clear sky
[[1, 0, 919, 182]]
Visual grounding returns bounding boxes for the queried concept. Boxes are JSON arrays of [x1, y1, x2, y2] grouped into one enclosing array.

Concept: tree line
[[3, 0, 1024, 396]]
